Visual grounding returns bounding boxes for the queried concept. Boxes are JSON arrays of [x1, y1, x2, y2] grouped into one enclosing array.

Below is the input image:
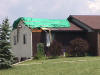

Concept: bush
[[12, 57, 19, 64], [66, 46, 74, 57], [34, 43, 45, 60], [0, 58, 11, 69], [66, 38, 89, 57], [48, 40, 63, 58]]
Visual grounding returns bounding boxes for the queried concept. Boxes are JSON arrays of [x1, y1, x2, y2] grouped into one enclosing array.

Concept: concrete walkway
[[14, 58, 100, 66]]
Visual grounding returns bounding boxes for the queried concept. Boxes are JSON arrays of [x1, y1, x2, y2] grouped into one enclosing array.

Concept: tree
[[0, 18, 13, 69]]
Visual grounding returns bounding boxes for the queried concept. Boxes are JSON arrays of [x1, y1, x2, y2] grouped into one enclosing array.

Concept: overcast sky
[[0, 0, 100, 25]]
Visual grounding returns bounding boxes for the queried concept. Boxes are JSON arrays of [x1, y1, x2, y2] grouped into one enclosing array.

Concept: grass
[[0, 57, 100, 75]]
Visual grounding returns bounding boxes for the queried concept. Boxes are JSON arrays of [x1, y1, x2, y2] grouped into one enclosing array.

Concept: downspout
[[97, 32, 100, 56], [31, 31, 33, 58]]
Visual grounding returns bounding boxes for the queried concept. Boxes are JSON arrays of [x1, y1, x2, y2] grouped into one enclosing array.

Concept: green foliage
[[66, 38, 89, 57], [34, 43, 45, 60], [0, 18, 14, 69], [0, 58, 11, 69], [48, 40, 63, 58]]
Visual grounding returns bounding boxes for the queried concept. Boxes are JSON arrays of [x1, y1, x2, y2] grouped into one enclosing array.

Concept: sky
[[0, 0, 100, 25]]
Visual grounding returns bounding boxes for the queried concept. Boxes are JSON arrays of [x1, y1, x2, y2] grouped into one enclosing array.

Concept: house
[[10, 15, 100, 59], [10, 17, 70, 59]]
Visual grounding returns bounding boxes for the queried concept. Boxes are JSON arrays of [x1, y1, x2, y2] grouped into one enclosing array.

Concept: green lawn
[[0, 57, 100, 75]]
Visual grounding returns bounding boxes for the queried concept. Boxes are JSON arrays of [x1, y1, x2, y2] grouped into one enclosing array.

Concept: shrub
[[66, 38, 89, 57], [12, 57, 19, 64], [0, 58, 11, 69], [34, 43, 45, 60], [48, 40, 63, 58], [66, 46, 74, 57]]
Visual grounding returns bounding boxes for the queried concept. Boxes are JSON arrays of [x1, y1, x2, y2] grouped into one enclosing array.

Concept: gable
[[68, 15, 95, 32], [72, 15, 100, 30]]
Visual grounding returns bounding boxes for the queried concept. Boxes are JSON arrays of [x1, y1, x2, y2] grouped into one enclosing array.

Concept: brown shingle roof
[[72, 15, 100, 30], [46, 22, 83, 31]]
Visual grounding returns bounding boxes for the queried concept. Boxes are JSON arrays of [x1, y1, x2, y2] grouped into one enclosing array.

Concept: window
[[13, 36, 16, 45], [23, 34, 26, 44]]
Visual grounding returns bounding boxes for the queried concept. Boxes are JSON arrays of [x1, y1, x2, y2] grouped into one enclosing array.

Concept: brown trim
[[30, 28, 43, 32]]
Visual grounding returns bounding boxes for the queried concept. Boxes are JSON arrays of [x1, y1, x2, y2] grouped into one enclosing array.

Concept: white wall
[[10, 21, 32, 58]]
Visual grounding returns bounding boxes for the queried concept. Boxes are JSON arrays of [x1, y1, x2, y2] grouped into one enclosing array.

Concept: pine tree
[[0, 18, 13, 61]]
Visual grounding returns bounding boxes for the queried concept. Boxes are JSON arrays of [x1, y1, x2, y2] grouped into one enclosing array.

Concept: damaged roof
[[13, 15, 100, 32], [13, 17, 70, 29]]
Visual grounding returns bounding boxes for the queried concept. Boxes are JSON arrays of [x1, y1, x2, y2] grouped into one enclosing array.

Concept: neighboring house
[[10, 15, 100, 59]]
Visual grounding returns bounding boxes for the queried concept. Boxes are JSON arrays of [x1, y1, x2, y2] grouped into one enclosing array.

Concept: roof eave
[[68, 15, 94, 32]]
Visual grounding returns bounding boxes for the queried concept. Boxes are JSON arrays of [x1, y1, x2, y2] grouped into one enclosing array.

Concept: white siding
[[10, 21, 32, 58]]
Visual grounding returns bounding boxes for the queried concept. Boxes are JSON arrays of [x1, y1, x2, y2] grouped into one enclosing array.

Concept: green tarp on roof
[[13, 17, 70, 29]]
